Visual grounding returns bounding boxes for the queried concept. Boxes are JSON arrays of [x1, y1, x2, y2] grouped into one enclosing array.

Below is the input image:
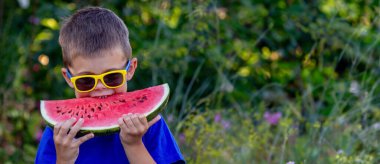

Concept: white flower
[[349, 81, 360, 96], [220, 76, 234, 92], [18, 0, 30, 9], [372, 122, 380, 130]]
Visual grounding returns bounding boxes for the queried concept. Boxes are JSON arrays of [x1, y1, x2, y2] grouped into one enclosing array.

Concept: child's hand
[[53, 118, 94, 164], [118, 114, 160, 146]]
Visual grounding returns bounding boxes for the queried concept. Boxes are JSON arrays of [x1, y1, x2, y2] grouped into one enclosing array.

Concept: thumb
[[148, 115, 161, 127], [74, 133, 94, 146]]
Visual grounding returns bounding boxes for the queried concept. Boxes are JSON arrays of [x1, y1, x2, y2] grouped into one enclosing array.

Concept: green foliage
[[1, 0, 380, 163]]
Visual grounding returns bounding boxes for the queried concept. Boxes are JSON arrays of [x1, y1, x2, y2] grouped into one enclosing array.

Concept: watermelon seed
[[98, 106, 102, 111], [119, 99, 126, 103], [68, 110, 72, 113], [56, 110, 61, 113], [91, 108, 95, 113], [87, 115, 91, 119]]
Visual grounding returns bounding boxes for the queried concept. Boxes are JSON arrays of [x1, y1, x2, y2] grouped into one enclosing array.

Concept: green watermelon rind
[[40, 83, 170, 136]]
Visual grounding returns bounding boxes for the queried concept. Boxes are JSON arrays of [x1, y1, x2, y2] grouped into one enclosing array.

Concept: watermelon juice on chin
[[40, 83, 170, 135]]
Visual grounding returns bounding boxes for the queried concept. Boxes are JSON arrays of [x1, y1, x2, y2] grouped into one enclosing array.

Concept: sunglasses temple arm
[[66, 68, 73, 78], [125, 60, 132, 84], [125, 60, 131, 71]]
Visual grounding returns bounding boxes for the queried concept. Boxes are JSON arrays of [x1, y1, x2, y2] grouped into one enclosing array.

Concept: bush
[[0, 0, 379, 163]]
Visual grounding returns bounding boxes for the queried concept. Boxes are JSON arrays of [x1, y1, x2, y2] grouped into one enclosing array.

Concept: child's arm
[[118, 114, 160, 164], [53, 118, 94, 164]]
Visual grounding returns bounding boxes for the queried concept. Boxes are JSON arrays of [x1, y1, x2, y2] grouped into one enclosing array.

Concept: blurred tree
[[1, 0, 380, 162]]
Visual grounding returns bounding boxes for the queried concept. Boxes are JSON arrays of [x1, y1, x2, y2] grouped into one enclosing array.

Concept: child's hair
[[59, 7, 132, 67]]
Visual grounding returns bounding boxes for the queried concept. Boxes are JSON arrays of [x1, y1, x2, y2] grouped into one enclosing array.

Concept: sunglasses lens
[[104, 72, 124, 87], [75, 77, 95, 91]]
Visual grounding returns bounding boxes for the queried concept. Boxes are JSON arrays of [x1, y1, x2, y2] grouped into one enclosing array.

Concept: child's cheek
[[75, 91, 91, 98], [115, 85, 128, 93]]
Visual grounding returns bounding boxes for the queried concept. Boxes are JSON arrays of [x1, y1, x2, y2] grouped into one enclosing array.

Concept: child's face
[[61, 47, 137, 98]]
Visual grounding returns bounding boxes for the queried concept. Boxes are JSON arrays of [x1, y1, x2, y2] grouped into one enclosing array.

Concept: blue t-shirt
[[35, 117, 185, 164]]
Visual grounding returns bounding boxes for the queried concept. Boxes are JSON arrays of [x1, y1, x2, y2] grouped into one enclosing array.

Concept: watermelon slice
[[40, 83, 169, 135]]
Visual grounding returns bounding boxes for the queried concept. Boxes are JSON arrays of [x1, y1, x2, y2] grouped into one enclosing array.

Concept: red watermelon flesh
[[40, 83, 169, 134]]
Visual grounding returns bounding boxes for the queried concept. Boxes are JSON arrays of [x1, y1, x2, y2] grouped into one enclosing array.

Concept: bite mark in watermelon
[[40, 83, 169, 135]]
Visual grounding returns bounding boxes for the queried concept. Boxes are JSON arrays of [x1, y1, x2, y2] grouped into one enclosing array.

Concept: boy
[[35, 7, 185, 164]]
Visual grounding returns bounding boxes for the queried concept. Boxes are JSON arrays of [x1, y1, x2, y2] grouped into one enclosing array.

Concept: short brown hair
[[59, 7, 132, 67]]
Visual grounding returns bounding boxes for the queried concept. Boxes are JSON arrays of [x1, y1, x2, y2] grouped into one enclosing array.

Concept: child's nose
[[95, 79, 107, 89]]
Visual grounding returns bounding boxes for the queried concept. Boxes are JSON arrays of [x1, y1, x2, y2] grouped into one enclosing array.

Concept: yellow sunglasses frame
[[69, 70, 127, 93], [66, 60, 131, 93]]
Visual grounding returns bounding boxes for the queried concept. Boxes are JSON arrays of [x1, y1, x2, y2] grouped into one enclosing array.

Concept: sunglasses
[[66, 60, 131, 92]]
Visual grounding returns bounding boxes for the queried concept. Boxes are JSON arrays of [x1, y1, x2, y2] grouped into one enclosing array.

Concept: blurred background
[[1, 0, 380, 163]]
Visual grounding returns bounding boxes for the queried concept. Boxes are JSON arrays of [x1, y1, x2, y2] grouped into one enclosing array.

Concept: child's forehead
[[69, 53, 127, 75]]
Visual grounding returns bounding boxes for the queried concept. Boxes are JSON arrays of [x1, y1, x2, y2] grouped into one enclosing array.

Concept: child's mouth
[[92, 95, 111, 99], [89, 90, 114, 98]]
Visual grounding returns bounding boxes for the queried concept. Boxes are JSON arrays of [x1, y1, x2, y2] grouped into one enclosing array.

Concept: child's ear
[[61, 68, 74, 88], [127, 57, 138, 81]]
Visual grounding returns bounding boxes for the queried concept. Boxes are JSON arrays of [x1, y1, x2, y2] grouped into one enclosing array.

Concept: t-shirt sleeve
[[35, 127, 57, 164], [143, 117, 185, 164]]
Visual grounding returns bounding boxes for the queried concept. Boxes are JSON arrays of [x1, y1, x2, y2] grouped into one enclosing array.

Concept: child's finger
[[138, 115, 149, 128], [74, 133, 94, 147], [67, 118, 84, 138], [118, 117, 127, 131], [123, 115, 136, 132], [131, 114, 144, 131], [54, 122, 62, 136], [58, 118, 76, 136], [148, 115, 161, 127]]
